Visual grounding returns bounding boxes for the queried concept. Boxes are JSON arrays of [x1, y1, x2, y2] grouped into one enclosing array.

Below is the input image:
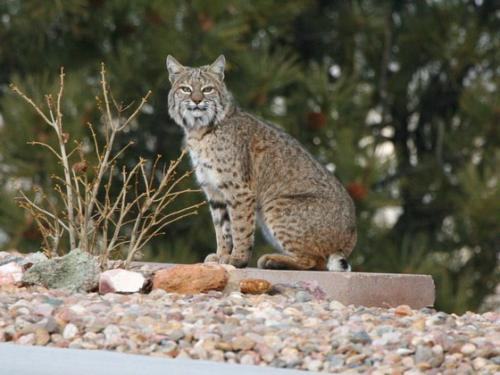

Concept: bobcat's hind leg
[[257, 253, 326, 271]]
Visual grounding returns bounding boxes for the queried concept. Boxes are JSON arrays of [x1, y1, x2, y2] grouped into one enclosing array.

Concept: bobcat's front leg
[[204, 194, 233, 264], [226, 187, 256, 268]]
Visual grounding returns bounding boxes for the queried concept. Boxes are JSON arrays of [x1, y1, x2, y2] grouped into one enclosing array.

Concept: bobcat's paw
[[204, 253, 220, 263], [229, 255, 249, 268], [205, 253, 220, 263], [204, 253, 231, 264]]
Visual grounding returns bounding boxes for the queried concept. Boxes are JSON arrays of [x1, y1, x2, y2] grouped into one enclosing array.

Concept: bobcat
[[167, 55, 356, 271]]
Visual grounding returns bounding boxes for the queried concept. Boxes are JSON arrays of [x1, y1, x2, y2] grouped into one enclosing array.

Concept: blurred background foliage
[[0, 0, 498, 313]]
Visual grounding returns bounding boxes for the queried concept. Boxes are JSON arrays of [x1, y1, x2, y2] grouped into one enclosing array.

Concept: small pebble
[[18, 333, 35, 345], [103, 325, 122, 346], [231, 336, 255, 351], [396, 348, 413, 356], [32, 303, 54, 317], [295, 291, 312, 303], [329, 300, 345, 310], [402, 356, 414, 367], [34, 328, 50, 345], [472, 357, 487, 370], [305, 358, 323, 371], [239, 353, 255, 365], [62, 323, 78, 340], [327, 355, 345, 368], [166, 329, 184, 341], [281, 347, 301, 366], [351, 330, 372, 344], [394, 304, 412, 316], [490, 356, 500, 365], [460, 343, 476, 355]]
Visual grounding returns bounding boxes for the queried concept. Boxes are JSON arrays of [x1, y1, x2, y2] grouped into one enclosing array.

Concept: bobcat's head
[[167, 55, 232, 131]]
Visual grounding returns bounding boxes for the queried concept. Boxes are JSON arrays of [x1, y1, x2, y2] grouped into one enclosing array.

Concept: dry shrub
[[10, 64, 203, 268]]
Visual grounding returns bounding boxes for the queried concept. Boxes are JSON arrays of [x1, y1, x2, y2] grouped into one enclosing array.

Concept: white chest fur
[[188, 148, 220, 189]]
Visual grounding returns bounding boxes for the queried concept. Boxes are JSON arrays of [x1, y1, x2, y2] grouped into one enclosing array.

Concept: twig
[[9, 84, 53, 126], [17, 192, 70, 232]]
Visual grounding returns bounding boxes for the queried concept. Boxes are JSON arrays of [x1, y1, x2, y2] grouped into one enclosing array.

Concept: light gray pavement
[[0, 343, 311, 375]]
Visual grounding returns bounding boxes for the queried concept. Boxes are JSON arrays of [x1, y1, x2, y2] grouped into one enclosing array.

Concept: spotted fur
[[167, 55, 356, 271]]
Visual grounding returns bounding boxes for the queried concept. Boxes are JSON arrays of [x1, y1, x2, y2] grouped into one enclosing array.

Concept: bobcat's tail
[[327, 253, 351, 272]]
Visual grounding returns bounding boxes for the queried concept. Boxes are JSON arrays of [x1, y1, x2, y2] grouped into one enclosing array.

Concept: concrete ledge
[[139, 263, 435, 309], [233, 268, 434, 309]]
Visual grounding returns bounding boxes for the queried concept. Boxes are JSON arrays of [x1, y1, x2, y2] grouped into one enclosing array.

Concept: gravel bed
[[0, 284, 498, 374]]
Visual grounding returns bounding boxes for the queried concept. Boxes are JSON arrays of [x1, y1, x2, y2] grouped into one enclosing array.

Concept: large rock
[[22, 248, 99, 292], [99, 269, 145, 294], [0, 262, 24, 285], [152, 263, 228, 294], [20, 252, 48, 268]]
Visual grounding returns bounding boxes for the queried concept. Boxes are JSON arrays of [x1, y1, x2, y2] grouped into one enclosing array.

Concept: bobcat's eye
[[202, 86, 214, 94], [180, 86, 192, 94]]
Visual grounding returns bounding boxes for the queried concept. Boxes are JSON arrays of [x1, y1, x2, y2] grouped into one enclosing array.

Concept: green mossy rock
[[22, 249, 99, 292]]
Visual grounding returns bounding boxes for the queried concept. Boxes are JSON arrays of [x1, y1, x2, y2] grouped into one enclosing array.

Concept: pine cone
[[198, 13, 214, 32], [72, 161, 88, 174], [307, 111, 327, 130], [347, 182, 368, 201]]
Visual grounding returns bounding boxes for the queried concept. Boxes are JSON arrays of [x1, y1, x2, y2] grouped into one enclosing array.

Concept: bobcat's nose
[[191, 92, 203, 104]]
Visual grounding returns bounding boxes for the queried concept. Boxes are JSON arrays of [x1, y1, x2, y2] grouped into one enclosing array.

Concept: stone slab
[[139, 263, 435, 309], [0, 343, 309, 375]]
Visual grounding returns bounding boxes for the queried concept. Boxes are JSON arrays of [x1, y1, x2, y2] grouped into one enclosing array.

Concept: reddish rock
[[99, 269, 145, 294], [152, 264, 228, 294], [0, 262, 23, 285], [240, 279, 272, 294]]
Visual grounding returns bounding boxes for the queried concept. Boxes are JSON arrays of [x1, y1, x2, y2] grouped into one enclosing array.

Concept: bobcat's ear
[[209, 55, 226, 80], [166, 55, 185, 83]]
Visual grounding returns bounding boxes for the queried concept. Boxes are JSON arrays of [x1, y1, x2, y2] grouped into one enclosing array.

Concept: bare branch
[[9, 84, 53, 126], [119, 90, 152, 130], [86, 122, 101, 159], [28, 141, 62, 160], [100, 63, 114, 129]]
